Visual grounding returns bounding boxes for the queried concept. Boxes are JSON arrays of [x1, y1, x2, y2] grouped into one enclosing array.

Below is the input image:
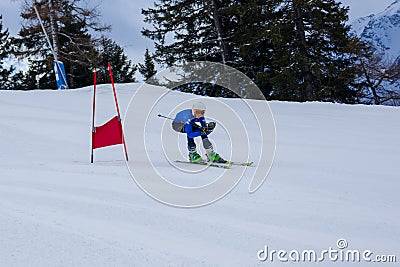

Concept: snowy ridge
[[351, 14, 375, 36], [351, 0, 400, 60], [0, 84, 399, 266]]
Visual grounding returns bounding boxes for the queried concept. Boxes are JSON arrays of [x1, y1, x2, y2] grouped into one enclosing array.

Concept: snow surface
[[0, 83, 399, 266]]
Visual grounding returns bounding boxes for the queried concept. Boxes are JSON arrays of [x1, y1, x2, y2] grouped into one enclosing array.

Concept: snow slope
[[0, 84, 399, 266]]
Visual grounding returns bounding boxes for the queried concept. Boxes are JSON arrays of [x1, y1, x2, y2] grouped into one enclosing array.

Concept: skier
[[172, 101, 226, 163]]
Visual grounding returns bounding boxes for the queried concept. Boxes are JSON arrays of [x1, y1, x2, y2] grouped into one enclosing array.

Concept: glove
[[201, 122, 216, 135], [207, 122, 216, 131]]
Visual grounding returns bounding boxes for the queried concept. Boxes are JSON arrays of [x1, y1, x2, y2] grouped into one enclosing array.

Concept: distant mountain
[[351, 0, 400, 61]]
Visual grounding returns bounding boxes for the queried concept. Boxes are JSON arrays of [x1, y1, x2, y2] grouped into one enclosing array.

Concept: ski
[[175, 160, 231, 169], [203, 159, 254, 166], [224, 161, 254, 166]]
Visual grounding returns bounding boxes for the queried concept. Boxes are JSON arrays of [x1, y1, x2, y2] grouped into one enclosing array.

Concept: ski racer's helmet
[[192, 101, 206, 111]]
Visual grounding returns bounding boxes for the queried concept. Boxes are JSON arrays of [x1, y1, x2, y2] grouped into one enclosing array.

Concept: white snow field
[[0, 83, 399, 266]]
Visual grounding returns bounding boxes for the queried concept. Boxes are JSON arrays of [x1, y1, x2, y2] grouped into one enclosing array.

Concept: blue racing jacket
[[174, 109, 208, 138]]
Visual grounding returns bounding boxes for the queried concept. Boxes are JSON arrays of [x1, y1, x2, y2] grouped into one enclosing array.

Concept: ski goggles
[[193, 109, 205, 115]]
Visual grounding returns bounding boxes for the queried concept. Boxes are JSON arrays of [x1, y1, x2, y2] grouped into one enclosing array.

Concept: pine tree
[[16, 0, 110, 89], [142, 0, 221, 65], [0, 15, 15, 89], [19, 58, 54, 90], [267, 0, 361, 102], [142, 0, 363, 102], [224, 0, 277, 97], [138, 48, 157, 80], [141, 0, 276, 97], [96, 37, 137, 84], [142, 0, 242, 97]]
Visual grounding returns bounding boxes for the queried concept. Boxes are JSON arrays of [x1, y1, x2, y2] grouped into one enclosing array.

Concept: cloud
[[0, 0, 23, 36], [97, 0, 154, 64]]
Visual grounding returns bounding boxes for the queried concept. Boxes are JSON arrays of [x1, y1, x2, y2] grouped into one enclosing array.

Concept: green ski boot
[[206, 150, 226, 163], [189, 152, 203, 163]]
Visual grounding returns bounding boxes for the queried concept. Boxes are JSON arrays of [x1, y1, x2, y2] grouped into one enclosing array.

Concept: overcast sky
[[0, 0, 396, 66]]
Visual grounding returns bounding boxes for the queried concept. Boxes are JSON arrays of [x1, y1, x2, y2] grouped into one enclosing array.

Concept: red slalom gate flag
[[90, 64, 128, 163], [92, 116, 123, 149]]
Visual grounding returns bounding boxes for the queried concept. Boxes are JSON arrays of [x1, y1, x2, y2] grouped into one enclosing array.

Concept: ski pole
[[157, 114, 174, 120]]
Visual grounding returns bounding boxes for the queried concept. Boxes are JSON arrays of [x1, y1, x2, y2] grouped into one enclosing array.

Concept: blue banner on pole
[[54, 61, 68, 90]]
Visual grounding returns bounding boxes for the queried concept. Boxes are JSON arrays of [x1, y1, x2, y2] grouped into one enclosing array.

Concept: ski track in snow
[[0, 83, 399, 266]]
